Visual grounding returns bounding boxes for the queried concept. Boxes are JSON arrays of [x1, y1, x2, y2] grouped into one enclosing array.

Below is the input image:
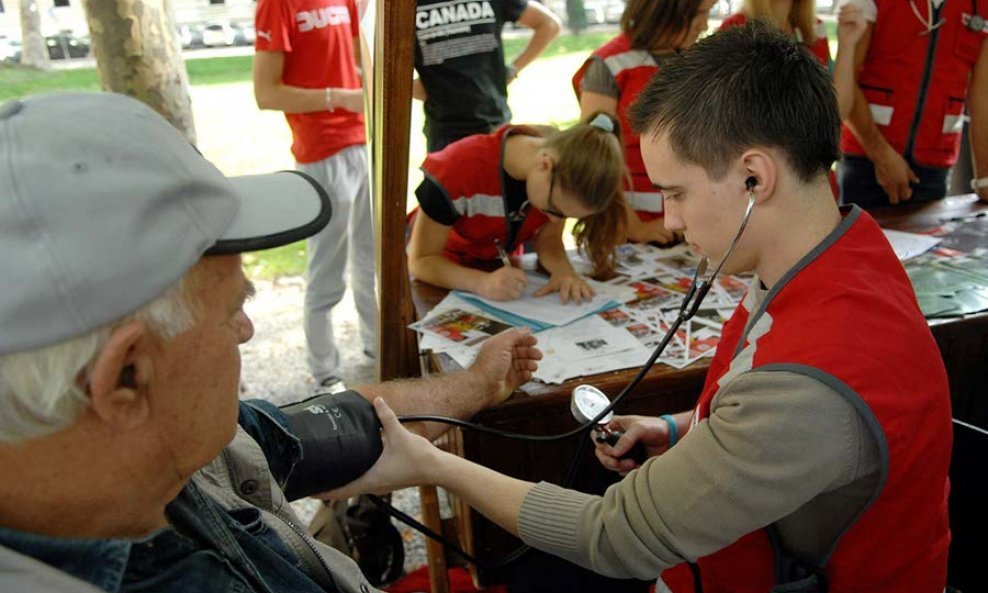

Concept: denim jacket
[[0, 401, 379, 593]]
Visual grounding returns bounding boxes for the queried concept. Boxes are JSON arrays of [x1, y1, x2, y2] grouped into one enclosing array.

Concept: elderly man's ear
[[85, 321, 154, 431]]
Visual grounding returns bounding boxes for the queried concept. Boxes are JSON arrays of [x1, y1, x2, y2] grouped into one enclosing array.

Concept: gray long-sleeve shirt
[[517, 368, 881, 579]]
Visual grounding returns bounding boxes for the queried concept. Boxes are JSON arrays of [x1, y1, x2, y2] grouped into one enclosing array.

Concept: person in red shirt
[[573, 0, 716, 245], [253, 0, 376, 391]]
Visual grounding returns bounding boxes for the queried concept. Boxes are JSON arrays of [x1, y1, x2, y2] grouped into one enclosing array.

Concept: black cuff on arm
[[279, 390, 383, 501], [416, 175, 460, 226]]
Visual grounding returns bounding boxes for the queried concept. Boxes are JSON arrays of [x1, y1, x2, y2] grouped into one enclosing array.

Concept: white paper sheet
[[460, 273, 617, 327], [883, 229, 942, 261]]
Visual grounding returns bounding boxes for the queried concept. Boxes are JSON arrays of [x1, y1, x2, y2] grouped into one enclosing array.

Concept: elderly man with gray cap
[[0, 92, 541, 593]]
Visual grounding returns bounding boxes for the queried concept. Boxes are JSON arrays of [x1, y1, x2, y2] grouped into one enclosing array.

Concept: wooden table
[[411, 194, 988, 586]]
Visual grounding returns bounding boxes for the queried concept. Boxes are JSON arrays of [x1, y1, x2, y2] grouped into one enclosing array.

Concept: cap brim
[[205, 170, 332, 256]]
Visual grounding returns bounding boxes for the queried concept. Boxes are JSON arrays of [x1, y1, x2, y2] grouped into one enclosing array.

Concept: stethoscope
[[911, 0, 983, 34]]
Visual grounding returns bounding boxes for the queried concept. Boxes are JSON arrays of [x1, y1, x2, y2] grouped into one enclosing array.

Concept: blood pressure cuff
[[279, 390, 383, 501]]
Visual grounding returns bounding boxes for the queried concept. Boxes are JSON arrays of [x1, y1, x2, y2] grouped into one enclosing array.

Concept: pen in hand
[[494, 239, 512, 268], [488, 239, 527, 300]]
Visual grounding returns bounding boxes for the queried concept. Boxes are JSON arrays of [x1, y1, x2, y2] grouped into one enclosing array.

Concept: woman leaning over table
[[407, 112, 627, 304]]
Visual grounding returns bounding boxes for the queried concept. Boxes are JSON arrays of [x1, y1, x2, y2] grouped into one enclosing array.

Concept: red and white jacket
[[841, 0, 988, 168], [668, 208, 951, 592], [573, 35, 664, 222], [417, 126, 549, 264]]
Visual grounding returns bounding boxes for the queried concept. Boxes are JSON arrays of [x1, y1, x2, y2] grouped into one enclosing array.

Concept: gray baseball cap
[[0, 92, 332, 355]]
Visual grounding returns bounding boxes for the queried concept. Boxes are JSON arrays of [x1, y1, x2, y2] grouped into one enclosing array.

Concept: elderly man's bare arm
[[353, 328, 541, 440]]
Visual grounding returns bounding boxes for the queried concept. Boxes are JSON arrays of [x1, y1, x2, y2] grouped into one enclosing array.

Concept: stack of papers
[[410, 245, 751, 385]]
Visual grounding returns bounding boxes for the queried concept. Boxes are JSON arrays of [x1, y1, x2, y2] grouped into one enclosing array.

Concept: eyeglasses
[[542, 167, 567, 219]]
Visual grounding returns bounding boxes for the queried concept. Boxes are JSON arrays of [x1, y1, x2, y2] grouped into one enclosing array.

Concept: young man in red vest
[[326, 22, 953, 593], [837, 0, 988, 207], [253, 0, 377, 392]]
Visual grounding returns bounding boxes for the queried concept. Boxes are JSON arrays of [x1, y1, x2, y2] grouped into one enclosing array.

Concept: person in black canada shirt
[[413, 0, 560, 152]]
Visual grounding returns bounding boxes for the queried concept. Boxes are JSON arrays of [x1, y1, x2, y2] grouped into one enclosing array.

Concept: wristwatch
[[972, 177, 988, 191], [505, 63, 519, 83]]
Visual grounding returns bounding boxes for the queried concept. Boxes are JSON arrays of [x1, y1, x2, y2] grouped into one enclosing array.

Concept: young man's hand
[[593, 414, 678, 475], [320, 398, 443, 499]]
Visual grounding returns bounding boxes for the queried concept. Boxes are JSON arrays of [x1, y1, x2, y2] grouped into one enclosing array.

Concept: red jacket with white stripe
[[841, 0, 988, 168], [668, 207, 951, 592], [573, 35, 664, 221], [418, 125, 549, 264]]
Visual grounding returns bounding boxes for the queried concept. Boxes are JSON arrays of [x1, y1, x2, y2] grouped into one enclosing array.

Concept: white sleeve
[[838, 0, 878, 22]]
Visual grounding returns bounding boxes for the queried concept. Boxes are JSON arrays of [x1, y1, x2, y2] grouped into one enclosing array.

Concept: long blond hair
[[542, 112, 627, 278], [742, 0, 818, 45]]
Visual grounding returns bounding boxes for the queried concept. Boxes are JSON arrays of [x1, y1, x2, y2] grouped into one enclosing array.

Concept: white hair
[[0, 278, 196, 443]]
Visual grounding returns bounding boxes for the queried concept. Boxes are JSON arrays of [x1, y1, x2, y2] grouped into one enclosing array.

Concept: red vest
[[841, 0, 988, 168], [573, 35, 664, 222], [668, 208, 951, 593], [417, 126, 549, 264]]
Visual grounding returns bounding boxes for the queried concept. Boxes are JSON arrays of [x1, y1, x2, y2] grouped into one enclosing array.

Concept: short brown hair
[[629, 21, 839, 182]]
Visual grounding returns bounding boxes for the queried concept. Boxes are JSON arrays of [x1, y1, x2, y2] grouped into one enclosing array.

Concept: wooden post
[[419, 484, 451, 593], [373, 0, 420, 383]]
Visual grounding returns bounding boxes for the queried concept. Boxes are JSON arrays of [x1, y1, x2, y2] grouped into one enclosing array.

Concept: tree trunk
[[566, 0, 587, 34], [81, 0, 196, 144], [19, 0, 51, 70]]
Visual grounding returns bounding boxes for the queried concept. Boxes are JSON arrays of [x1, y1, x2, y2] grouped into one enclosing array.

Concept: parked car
[[545, 0, 623, 29], [178, 24, 204, 49], [584, 0, 625, 24], [0, 37, 22, 65], [202, 22, 238, 47], [45, 33, 89, 60], [233, 23, 256, 46]]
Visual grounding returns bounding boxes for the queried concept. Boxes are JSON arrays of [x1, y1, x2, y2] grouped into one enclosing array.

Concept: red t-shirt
[[255, 0, 366, 163]]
